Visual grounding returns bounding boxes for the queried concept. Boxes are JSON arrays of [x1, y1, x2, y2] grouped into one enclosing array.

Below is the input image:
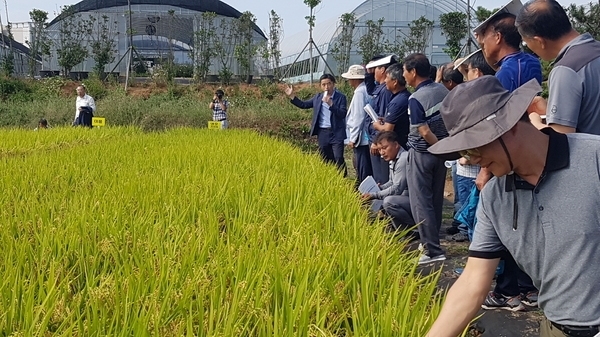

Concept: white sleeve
[[346, 87, 367, 144]]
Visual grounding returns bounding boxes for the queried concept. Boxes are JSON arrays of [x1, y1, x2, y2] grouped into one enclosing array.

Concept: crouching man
[[362, 131, 414, 231]]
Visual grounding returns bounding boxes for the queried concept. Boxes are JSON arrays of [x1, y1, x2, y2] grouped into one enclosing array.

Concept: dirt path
[[417, 178, 543, 336]]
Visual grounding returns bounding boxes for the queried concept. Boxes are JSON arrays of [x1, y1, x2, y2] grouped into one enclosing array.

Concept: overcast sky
[[4, 0, 591, 37]]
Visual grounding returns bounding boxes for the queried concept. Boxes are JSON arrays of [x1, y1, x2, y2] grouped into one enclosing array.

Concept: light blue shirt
[[318, 91, 334, 128]]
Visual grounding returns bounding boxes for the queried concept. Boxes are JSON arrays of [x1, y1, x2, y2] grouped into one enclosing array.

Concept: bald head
[[516, 0, 573, 40]]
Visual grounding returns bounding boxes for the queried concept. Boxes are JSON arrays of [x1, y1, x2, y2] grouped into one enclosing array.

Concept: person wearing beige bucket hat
[[426, 75, 600, 337], [342, 65, 373, 184]]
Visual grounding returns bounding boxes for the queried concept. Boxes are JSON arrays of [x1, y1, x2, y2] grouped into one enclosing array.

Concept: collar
[[497, 51, 521, 67], [553, 33, 594, 65], [415, 79, 433, 91], [505, 128, 569, 191]]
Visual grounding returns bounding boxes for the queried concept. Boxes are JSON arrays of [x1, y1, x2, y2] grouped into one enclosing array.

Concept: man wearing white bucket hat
[[342, 64, 373, 184], [426, 75, 600, 337]]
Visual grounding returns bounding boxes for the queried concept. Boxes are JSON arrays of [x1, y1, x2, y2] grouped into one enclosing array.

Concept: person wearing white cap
[[342, 64, 373, 184], [364, 54, 398, 185], [426, 75, 600, 337]]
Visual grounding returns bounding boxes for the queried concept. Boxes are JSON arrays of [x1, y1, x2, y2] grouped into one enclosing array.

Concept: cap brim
[[341, 73, 365, 79], [366, 55, 397, 69], [473, 0, 523, 35], [453, 49, 482, 70], [429, 79, 540, 156]]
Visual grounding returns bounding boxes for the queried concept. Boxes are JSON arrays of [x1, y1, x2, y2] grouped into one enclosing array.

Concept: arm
[[290, 96, 315, 110], [544, 66, 583, 133], [373, 151, 407, 198], [346, 89, 368, 145], [364, 71, 376, 95], [409, 98, 439, 144], [426, 257, 499, 337], [88, 96, 96, 113], [418, 124, 439, 145], [329, 93, 348, 118]]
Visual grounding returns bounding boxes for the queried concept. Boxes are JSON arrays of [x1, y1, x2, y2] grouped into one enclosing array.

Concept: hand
[[322, 94, 333, 106], [213, 94, 218, 101], [284, 85, 294, 98], [527, 96, 547, 115], [361, 193, 373, 201], [366, 67, 375, 74], [458, 157, 468, 165], [347, 142, 355, 149], [370, 143, 379, 156], [435, 65, 444, 83], [475, 168, 493, 190]]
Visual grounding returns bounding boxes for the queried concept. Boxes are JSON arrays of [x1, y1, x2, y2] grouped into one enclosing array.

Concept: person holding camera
[[209, 89, 229, 129]]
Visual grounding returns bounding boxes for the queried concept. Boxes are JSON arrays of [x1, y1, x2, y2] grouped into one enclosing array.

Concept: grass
[[0, 127, 445, 336]]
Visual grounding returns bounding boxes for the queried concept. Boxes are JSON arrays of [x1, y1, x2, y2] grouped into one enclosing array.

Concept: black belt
[[551, 322, 600, 337]]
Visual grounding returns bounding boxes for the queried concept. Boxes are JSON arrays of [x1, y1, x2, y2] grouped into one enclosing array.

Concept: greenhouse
[[280, 0, 477, 83]]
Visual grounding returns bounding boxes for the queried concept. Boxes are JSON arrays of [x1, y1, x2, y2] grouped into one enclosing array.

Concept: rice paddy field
[[0, 125, 446, 336]]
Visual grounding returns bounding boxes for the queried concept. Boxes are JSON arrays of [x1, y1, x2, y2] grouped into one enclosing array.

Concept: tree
[[440, 12, 468, 60], [27, 9, 51, 77], [303, 0, 321, 30], [1, 22, 15, 76], [85, 14, 118, 78], [567, 2, 600, 40], [268, 10, 283, 78], [475, 6, 493, 23], [397, 16, 434, 56], [358, 18, 387, 64], [233, 11, 258, 82], [330, 13, 356, 76], [56, 5, 89, 76], [215, 18, 237, 84], [192, 11, 218, 82]]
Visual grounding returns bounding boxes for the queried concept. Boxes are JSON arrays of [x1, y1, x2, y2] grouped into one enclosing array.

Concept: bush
[[0, 76, 32, 101]]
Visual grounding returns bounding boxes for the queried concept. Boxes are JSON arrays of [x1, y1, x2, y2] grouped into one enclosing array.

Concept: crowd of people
[[286, 0, 600, 336]]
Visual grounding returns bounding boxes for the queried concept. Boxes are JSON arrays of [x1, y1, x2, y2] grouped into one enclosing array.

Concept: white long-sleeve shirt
[[75, 94, 96, 120], [346, 82, 370, 146]]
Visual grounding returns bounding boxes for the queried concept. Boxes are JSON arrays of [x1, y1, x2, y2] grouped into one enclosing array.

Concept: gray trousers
[[407, 148, 447, 257], [382, 195, 414, 230]]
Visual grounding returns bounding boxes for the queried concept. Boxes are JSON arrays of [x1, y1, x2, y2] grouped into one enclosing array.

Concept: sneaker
[[520, 291, 539, 307], [418, 254, 446, 265], [418, 243, 425, 252], [446, 226, 460, 235], [481, 292, 526, 311]]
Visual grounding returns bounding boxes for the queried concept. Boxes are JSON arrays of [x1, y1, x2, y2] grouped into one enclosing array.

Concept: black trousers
[[494, 252, 537, 296], [317, 127, 346, 176]]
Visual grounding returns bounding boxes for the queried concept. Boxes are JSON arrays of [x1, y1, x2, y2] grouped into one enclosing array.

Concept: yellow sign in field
[[208, 121, 222, 130], [92, 117, 106, 127]]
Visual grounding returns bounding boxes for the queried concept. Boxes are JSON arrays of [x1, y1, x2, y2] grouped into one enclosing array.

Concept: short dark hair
[[489, 13, 521, 50], [429, 65, 438, 81], [467, 51, 496, 76], [39, 118, 48, 126], [403, 53, 431, 78], [215, 89, 225, 96], [385, 63, 407, 87], [516, 0, 572, 40], [442, 64, 464, 84], [374, 131, 398, 144], [320, 73, 336, 83]]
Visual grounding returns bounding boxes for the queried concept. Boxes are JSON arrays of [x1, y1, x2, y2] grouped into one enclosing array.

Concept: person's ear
[[533, 36, 546, 50]]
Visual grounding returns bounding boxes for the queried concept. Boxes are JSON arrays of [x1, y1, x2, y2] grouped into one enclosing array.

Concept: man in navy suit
[[285, 74, 348, 175]]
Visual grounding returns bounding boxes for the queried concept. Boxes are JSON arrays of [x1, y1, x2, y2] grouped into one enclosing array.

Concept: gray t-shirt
[[546, 33, 600, 134], [469, 130, 600, 326]]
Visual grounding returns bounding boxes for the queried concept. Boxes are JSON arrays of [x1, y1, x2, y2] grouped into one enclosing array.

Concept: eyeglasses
[[459, 148, 481, 161]]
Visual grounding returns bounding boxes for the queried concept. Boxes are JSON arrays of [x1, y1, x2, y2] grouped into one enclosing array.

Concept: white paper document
[[364, 104, 380, 124], [358, 176, 382, 212]]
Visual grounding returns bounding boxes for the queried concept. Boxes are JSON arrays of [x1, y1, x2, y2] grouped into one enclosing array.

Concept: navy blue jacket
[[290, 89, 348, 142]]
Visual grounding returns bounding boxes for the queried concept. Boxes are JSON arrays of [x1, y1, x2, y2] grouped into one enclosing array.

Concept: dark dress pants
[[407, 148, 447, 257], [317, 127, 347, 176], [353, 145, 373, 185]]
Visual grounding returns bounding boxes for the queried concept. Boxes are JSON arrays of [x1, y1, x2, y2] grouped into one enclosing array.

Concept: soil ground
[[417, 178, 543, 337]]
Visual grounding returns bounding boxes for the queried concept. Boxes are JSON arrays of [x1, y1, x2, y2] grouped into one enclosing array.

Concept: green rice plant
[[0, 127, 444, 336]]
